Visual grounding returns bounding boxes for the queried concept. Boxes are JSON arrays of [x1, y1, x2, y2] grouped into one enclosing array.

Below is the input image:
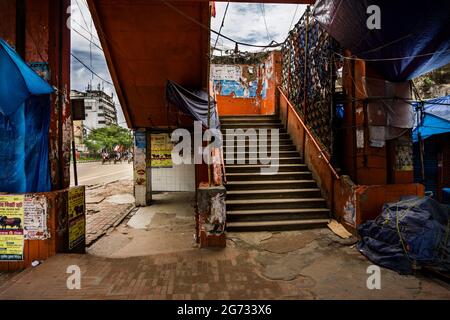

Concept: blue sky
[[70, 1, 307, 127]]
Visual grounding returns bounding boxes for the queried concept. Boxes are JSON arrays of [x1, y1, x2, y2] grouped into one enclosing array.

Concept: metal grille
[[282, 9, 340, 152]]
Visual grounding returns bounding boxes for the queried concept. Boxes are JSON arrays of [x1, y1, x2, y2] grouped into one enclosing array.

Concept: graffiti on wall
[[211, 64, 258, 98]]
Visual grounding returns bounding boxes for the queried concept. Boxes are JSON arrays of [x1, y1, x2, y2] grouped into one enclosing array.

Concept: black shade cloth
[[166, 80, 220, 129]]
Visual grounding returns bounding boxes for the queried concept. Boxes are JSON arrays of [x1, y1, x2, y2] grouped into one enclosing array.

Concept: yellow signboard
[[68, 187, 86, 250], [150, 134, 173, 168], [0, 195, 25, 261]]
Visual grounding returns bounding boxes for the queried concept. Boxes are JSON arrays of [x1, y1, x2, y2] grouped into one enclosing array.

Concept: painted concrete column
[[133, 129, 151, 206]]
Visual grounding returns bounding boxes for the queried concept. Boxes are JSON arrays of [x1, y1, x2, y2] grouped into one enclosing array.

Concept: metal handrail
[[277, 86, 340, 181]]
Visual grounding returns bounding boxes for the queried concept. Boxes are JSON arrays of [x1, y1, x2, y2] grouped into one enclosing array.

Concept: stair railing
[[277, 86, 341, 214], [278, 86, 340, 181]]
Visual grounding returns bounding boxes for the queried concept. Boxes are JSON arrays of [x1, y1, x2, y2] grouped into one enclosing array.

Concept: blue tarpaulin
[[412, 95, 450, 142], [0, 38, 54, 193], [358, 196, 450, 274], [314, 0, 450, 82]]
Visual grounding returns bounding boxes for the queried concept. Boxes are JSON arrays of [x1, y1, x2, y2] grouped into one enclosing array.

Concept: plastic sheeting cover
[[413, 95, 450, 142], [165, 80, 220, 129], [0, 38, 53, 193], [314, 0, 450, 81], [0, 39, 53, 116], [358, 196, 450, 274]]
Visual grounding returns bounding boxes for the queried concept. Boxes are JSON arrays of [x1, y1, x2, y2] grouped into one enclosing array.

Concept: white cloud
[[211, 2, 306, 53]]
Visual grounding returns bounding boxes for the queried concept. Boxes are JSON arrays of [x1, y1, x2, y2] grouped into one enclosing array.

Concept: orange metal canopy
[[88, 0, 314, 128]]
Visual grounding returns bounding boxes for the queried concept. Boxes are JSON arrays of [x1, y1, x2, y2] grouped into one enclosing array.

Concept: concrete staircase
[[221, 115, 330, 232]]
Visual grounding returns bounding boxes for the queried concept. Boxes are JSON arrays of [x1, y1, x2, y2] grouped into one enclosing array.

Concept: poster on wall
[[68, 186, 86, 250], [24, 195, 49, 240], [134, 130, 147, 186], [151, 134, 173, 168], [0, 195, 25, 261]]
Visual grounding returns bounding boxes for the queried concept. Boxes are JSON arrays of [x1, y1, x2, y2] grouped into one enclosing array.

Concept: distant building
[[70, 85, 118, 132]]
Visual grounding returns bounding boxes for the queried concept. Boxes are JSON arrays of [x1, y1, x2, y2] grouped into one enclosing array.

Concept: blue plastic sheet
[[314, 0, 450, 81], [0, 39, 53, 193], [412, 95, 450, 142], [358, 197, 450, 274]]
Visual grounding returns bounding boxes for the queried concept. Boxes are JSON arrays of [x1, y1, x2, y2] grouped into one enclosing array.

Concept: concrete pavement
[[1, 192, 449, 300], [71, 162, 133, 186]]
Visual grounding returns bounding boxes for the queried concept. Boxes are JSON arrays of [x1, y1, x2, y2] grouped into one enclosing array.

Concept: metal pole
[[72, 135, 79, 186], [207, 49, 212, 187], [417, 102, 425, 182]]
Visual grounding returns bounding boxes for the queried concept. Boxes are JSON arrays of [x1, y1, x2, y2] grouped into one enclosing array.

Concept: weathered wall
[[0, 188, 86, 271], [0, 0, 73, 271], [341, 55, 414, 186], [215, 51, 281, 116], [279, 88, 424, 233]]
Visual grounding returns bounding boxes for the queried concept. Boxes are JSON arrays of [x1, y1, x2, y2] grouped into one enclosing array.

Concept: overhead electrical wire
[[159, 0, 281, 49], [75, 0, 91, 32], [72, 28, 104, 52], [71, 53, 114, 86], [212, 2, 230, 52], [72, 19, 101, 44], [288, 5, 300, 33], [259, 4, 272, 43], [334, 49, 450, 62]]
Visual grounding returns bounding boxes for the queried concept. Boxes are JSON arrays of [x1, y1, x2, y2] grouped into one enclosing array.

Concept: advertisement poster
[[0, 195, 25, 261], [24, 195, 49, 240], [151, 134, 173, 168], [68, 187, 86, 250]]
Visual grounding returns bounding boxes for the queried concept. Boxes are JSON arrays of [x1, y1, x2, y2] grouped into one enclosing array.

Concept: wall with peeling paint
[[214, 51, 281, 116]]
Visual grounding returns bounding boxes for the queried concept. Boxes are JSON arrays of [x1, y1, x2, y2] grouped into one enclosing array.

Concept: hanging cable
[[72, 19, 101, 44], [334, 49, 450, 62], [75, 0, 90, 31], [72, 28, 104, 52], [259, 4, 272, 43], [159, 0, 281, 49], [288, 4, 300, 33], [212, 2, 230, 53], [71, 53, 114, 86]]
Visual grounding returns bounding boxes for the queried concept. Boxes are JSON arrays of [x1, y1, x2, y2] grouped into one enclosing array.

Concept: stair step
[[226, 198, 327, 210], [222, 132, 291, 140], [226, 171, 312, 181], [225, 164, 308, 173], [227, 150, 299, 157], [224, 145, 297, 152], [222, 139, 293, 146], [221, 117, 281, 123], [221, 123, 284, 128], [225, 158, 303, 165], [226, 219, 330, 232], [223, 113, 330, 232], [227, 188, 322, 199], [225, 180, 318, 190], [227, 208, 330, 222]]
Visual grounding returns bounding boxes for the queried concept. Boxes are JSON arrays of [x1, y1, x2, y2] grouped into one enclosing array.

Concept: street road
[[70, 162, 133, 186]]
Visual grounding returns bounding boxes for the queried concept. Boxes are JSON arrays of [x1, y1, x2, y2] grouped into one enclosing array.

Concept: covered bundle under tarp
[[358, 197, 450, 274], [413, 95, 450, 142], [313, 0, 450, 81], [0, 38, 53, 193], [165, 80, 220, 129]]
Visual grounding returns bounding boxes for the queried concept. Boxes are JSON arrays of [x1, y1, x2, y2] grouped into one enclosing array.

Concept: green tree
[[84, 125, 133, 152]]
